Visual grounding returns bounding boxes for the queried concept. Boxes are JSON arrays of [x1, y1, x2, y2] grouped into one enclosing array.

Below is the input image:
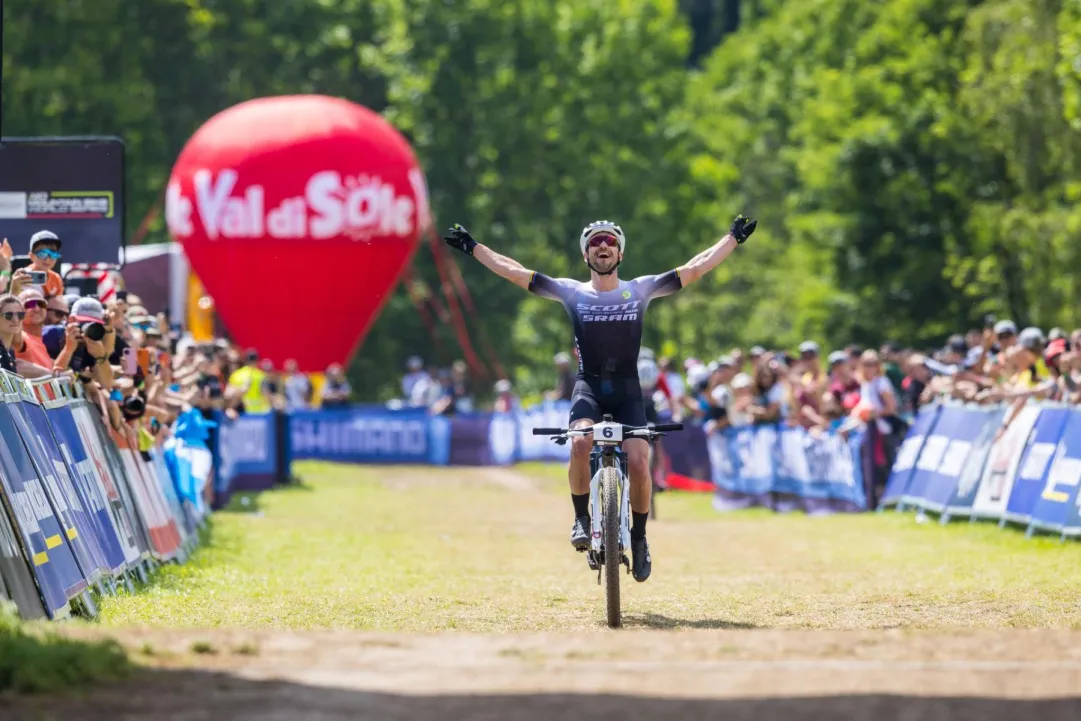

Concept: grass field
[[95, 461, 1081, 632], [12, 460, 1081, 719]]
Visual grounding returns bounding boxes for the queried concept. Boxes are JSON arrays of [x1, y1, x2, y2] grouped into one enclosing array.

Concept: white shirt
[[860, 375, 895, 433], [409, 375, 442, 407], [665, 371, 685, 398]]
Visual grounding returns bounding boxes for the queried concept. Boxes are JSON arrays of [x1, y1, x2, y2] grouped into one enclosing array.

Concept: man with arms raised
[[444, 215, 757, 582]]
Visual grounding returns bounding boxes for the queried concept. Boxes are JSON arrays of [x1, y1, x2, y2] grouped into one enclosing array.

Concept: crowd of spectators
[[630, 322, 1081, 502], [0, 230, 353, 451], [643, 322, 1081, 437]]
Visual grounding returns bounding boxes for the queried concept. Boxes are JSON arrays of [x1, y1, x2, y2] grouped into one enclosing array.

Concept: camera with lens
[[121, 394, 146, 420], [80, 321, 106, 342]]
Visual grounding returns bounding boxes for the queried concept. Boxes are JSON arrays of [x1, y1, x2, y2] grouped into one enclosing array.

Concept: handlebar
[[531, 422, 683, 437]]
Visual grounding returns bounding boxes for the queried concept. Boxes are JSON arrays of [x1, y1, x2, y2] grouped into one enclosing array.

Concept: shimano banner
[[289, 408, 447, 466], [0, 137, 125, 264]]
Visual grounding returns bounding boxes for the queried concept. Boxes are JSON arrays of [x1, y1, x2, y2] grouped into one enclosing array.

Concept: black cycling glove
[[730, 214, 757, 244], [443, 224, 478, 256]]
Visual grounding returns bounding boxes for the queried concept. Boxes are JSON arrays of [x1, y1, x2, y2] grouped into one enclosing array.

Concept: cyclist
[[443, 215, 757, 581]]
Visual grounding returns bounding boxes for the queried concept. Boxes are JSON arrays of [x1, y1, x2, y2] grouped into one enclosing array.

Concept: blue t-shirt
[[42, 324, 66, 359]]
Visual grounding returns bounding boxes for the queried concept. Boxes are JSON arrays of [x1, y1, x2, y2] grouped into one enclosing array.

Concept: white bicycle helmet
[[579, 220, 626, 255]]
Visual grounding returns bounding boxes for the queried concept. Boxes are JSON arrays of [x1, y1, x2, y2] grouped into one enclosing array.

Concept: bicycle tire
[[601, 466, 621, 628]]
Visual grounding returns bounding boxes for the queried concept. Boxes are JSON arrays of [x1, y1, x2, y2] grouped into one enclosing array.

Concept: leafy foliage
[[4, 0, 1080, 398]]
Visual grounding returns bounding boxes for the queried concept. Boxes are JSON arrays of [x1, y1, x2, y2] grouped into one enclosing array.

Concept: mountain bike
[[533, 415, 683, 628]]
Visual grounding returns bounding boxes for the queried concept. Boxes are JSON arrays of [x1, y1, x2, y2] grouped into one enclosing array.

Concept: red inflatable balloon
[[165, 95, 430, 372]]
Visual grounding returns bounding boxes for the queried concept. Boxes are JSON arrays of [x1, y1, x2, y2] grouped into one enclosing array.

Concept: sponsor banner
[[902, 405, 988, 513], [942, 407, 1006, 518], [1029, 410, 1081, 536], [111, 426, 178, 561], [0, 487, 49, 619], [447, 414, 495, 466], [879, 404, 941, 508], [149, 448, 190, 542], [43, 399, 129, 575], [775, 425, 867, 513], [69, 400, 143, 566], [0, 400, 79, 614], [288, 407, 445, 466], [133, 447, 183, 557], [710, 425, 777, 511], [88, 402, 154, 560], [516, 401, 572, 463], [17, 398, 111, 582], [971, 405, 1041, 520], [216, 412, 279, 493], [0, 137, 124, 264], [1004, 407, 1071, 525]]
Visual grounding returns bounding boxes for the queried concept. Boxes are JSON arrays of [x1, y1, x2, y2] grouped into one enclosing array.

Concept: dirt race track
[[7, 463, 1081, 720], [9, 627, 1081, 720]]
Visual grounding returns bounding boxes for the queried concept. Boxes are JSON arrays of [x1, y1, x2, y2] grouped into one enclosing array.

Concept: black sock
[[631, 511, 648, 541], [572, 492, 590, 518]]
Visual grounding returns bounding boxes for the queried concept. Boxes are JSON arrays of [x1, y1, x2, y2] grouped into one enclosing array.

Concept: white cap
[[730, 372, 754, 390]]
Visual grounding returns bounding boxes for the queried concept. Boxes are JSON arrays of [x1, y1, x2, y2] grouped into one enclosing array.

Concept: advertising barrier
[[0, 370, 208, 621], [273, 401, 870, 513], [875, 400, 1081, 540]]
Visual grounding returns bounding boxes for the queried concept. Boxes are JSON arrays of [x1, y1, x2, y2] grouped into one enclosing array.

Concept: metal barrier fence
[[0, 370, 211, 620]]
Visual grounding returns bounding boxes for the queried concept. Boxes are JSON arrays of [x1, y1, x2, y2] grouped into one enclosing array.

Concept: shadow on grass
[[0, 616, 130, 694], [621, 613, 759, 630], [6, 666, 1081, 720]]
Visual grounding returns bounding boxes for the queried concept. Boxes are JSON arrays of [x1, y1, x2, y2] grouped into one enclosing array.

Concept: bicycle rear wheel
[[601, 466, 621, 628]]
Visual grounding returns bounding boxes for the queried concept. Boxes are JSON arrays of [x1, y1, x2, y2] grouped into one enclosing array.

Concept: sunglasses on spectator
[[47, 308, 68, 318], [23, 299, 46, 310], [34, 249, 61, 260], [1, 311, 26, 321], [588, 235, 619, 248]]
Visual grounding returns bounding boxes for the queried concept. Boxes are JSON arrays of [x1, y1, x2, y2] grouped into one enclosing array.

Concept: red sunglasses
[[23, 299, 46, 310], [588, 234, 619, 248]]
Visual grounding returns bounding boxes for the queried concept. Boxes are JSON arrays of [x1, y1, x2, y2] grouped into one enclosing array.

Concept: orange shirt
[[15, 332, 53, 369]]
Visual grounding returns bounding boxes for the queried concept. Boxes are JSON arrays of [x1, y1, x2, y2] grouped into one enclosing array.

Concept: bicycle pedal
[[586, 554, 599, 571]]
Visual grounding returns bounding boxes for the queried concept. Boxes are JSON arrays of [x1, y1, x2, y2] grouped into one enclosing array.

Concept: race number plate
[[592, 422, 623, 443]]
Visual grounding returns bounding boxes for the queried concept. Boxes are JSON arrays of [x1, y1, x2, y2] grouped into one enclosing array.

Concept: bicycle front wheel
[[601, 466, 621, 628]]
